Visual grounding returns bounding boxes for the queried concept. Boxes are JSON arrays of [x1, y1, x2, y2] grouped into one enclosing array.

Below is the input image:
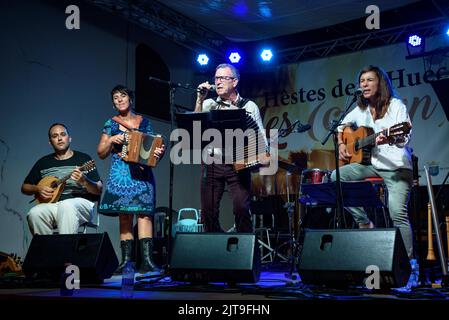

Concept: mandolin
[[339, 122, 411, 167], [34, 160, 96, 204], [0, 251, 23, 276]]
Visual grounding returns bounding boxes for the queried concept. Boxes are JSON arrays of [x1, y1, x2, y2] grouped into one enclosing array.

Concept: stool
[[364, 177, 390, 227], [252, 211, 276, 263], [255, 227, 274, 263]]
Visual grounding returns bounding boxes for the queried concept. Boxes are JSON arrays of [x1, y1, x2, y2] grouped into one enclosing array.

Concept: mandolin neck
[[53, 162, 90, 187], [55, 173, 72, 187]]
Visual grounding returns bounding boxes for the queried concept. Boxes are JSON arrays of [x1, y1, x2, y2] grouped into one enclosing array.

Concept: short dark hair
[[216, 63, 240, 80], [48, 123, 70, 139], [111, 85, 134, 102]]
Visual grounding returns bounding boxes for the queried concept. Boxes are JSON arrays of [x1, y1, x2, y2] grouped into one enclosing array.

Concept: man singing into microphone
[[194, 63, 266, 233]]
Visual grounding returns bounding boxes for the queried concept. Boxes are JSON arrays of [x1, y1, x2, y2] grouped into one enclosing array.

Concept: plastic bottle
[[407, 258, 419, 289], [121, 261, 135, 298]]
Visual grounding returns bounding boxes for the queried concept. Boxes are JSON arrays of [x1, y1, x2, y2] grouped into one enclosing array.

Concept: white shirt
[[338, 97, 412, 170]]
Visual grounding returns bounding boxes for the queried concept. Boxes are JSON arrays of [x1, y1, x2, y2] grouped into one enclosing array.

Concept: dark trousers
[[201, 163, 253, 233]]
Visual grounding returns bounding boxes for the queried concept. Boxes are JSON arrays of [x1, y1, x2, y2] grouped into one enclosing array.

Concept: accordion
[[224, 110, 269, 172], [120, 131, 163, 167]]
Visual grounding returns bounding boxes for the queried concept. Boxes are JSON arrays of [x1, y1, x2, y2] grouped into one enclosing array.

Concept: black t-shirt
[[24, 151, 101, 202]]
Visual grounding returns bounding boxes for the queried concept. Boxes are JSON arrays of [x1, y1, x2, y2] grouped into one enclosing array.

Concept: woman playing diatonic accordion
[[120, 130, 164, 167], [97, 84, 165, 274]]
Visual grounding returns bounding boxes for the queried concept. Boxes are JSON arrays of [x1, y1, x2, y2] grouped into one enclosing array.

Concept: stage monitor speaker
[[23, 232, 118, 284], [298, 228, 411, 288], [170, 233, 261, 283]]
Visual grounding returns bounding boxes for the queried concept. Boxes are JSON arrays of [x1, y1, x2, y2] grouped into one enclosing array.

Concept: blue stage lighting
[[197, 54, 209, 66], [408, 34, 422, 47], [446, 27, 449, 37], [228, 52, 241, 64], [406, 34, 425, 57], [260, 49, 273, 62]]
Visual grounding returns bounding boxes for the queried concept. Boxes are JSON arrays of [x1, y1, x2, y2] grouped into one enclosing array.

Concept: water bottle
[[407, 259, 419, 289], [121, 261, 135, 298]]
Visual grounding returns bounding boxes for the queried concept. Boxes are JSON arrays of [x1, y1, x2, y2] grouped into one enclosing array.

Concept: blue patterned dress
[[98, 117, 156, 216]]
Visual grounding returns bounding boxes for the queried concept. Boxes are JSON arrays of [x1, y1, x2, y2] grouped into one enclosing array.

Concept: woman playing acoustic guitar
[[332, 65, 414, 263]]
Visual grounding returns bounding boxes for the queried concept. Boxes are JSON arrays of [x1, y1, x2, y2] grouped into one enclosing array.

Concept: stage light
[[406, 34, 425, 57], [408, 34, 422, 47], [228, 52, 241, 64], [260, 49, 273, 62], [446, 27, 449, 37], [197, 54, 209, 66]]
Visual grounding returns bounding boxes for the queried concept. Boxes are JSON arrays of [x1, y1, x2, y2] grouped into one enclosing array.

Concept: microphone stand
[[410, 154, 427, 285], [271, 119, 311, 280], [138, 77, 198, 281], [321, 93, 359, 228]]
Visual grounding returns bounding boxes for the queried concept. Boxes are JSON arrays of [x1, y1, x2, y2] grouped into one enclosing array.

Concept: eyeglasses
[[214, 76, 235, 82]]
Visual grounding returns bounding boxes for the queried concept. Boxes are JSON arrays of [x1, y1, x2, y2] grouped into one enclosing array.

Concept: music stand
[[209, 109, 247, 130], [175, 111, 210, 151], [300, 181, 385, 208], [176, 109, 263, 163], [300, 181, 386, 235], [175, 109, 251, 135], [175, 111, 209, 127]]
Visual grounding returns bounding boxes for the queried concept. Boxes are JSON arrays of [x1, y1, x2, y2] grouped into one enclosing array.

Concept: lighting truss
[[279, 18, 448, 64], [85, 0, 230, 60]]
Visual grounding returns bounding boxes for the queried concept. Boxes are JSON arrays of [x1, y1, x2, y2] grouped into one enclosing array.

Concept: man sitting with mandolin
[[331, 65, 414, 261], [22, 123, 102, 235]]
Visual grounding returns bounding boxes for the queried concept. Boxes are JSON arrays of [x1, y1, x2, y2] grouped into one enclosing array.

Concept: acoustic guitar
[[339, 122, 411, 167], [34, 160, 96, 204], [0, 251, 23, 276]]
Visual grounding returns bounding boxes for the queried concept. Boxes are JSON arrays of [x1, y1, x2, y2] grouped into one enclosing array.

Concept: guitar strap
[[111, 116, 142, 155]]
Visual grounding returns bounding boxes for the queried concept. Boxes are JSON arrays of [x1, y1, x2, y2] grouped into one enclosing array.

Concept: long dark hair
[[356, 65, 395, 120]]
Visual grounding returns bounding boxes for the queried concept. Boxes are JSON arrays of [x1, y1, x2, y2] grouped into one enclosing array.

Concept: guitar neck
[[359, 128, 388, 149]]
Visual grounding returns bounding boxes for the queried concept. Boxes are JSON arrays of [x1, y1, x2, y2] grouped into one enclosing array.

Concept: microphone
[[354, 88, 364, 96], [295, 122, 312, 133], [278, 120, 311, 137], [198, 85, 216, 94]]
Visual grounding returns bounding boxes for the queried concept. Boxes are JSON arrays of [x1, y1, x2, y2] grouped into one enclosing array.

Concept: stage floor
[[1, 265, 448, 303], [1, 266, 449, 318]]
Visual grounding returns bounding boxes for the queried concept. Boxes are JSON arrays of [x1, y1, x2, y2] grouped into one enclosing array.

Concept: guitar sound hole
[[354, 141, 359, 151]]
